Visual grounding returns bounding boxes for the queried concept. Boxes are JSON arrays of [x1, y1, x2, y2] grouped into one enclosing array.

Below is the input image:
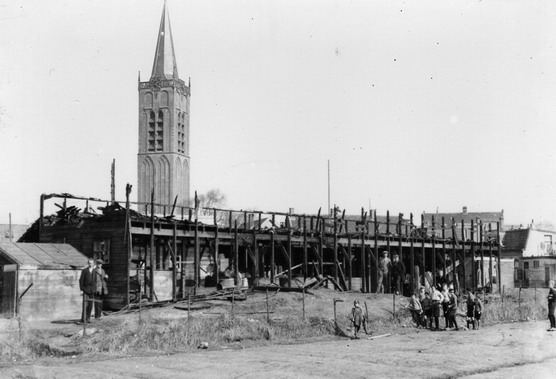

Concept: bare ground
[[2, 289, 556, 378]]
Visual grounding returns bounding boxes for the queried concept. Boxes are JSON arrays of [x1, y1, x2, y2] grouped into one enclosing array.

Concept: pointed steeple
[[151, 1, 179, 80]]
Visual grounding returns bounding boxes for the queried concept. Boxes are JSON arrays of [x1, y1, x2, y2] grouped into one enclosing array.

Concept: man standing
[[94, 259, 108, 319], [377, 251, 391, 294], [79, 258, 96, 323], [391, 254, 406, 295]]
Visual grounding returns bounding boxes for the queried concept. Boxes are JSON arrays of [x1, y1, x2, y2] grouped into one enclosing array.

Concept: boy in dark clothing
[[422, 292, 432, 328], [351, 301, 364, 338], [474, 293, 483, 330], [466, 290, 476, 330], [447, 287, 459, 331]]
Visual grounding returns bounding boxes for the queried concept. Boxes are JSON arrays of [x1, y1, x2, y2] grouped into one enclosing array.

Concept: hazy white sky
[[1, 0, 555, 225]]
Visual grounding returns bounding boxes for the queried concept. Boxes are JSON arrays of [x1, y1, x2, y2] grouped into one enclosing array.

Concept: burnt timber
[[36, 193, 503, 310]]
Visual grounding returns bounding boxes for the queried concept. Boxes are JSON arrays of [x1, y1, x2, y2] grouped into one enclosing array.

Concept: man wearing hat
[[79, 258, 96, 322], [376, 251, 391, 294], [94, 259, 109, 319]]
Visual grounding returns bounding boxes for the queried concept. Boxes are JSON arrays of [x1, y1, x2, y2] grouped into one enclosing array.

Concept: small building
[[502, 227, 556, 287], [0, 242, 88, 320]]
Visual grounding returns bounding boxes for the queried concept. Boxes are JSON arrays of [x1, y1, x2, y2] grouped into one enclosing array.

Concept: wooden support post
[[451, 217, 457, 292], [497, 222, 502, 293], [149, 189, 155, 302], [398, 213, 403, 262], [348, 235, 352, 291], [489, 224, 493, 292], [461, 220, 466, 290], [229, 211, 233, 230], [39, 194, 45, 242], [195, 218, 200, 289], [374, 214, 379, 293], [318, 235, 324, 278], [421, 214, 425, 288], [470, 220, 475, 292], [333, 216, 339, 284], [303, 217, 308, 280], [432, 215, 437, 287], [234, 220, 239, 285], [441, 217, 447, 283], [287, 231, 292, 288], [215, 227, 220, 286], [361, 230, 366, 293], [410, 213, 415, 295], [244, 211, 248, 231], [172, 223, 177, 301], [270, 231, 275, 284], [386, 210, 391, 293], [480, 220, 485, 290]]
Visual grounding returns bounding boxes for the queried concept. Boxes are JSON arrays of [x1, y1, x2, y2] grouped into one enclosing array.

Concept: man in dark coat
[[391, 254, 406, 295], [79, 258, 97, 322]]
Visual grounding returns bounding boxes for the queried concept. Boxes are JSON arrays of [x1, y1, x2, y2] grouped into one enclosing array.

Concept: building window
[[156, 110, 164, 151], [524, 262, 529, 269], [93, 239, 111, 264], [148, 111, 156, 152], [534, 260, 540, 268]]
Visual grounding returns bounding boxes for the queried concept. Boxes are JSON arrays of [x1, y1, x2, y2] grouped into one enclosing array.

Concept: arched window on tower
[[181, 113, 186, 154], [177, 112, 184, 154], [156, 110, 164, 151], [148, 111, 156, 152]]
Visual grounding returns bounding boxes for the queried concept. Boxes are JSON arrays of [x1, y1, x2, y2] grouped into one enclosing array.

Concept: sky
[[0, 0, 555, 226]]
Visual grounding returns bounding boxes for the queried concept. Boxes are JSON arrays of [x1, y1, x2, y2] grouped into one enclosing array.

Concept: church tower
[[138, 2, 190, 212]]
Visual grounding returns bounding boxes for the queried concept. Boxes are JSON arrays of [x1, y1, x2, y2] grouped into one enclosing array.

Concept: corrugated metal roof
[[0, 243, 88, 268]]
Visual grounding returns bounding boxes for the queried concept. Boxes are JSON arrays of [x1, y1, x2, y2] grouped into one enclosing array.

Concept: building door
[[546, 266, 551, 286], [1, 264, 17, 317]]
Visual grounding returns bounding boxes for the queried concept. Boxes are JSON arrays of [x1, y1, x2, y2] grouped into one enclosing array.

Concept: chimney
[[462, 206, 467, 214]]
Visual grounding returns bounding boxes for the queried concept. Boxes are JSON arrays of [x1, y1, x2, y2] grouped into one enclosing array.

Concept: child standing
[[351, 301, 364, 338], [474, 293, 483, 330], [407, 293, 423, 327], [466, 290, 476, 330]]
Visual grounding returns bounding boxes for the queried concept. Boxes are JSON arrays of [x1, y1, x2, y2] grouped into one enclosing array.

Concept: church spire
[[151, 1, 179, 80]]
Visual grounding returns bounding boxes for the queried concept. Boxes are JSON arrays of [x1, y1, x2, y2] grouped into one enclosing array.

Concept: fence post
[[266, 289, 270, 324], [232, 290, 235, 318], [518, 286, 522, 320], [302, 288, 306, 321], [393, 292, 396, 320]]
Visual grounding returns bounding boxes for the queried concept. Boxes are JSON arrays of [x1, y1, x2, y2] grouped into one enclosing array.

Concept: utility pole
[[327, 160, 331, 216]]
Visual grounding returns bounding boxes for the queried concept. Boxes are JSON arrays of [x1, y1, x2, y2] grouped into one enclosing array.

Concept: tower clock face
[[149, 77, 162, 91]]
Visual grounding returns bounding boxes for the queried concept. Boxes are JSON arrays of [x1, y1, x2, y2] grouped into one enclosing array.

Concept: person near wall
[[376, 251, 391, 294], [95, 259, 109, 319], [547, 280, 556, 332], [79, 258, 97, 323], [391, 254, 405, 295]]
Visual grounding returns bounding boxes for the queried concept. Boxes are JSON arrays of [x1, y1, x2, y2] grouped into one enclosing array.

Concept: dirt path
[[3, 321, 556, 378]]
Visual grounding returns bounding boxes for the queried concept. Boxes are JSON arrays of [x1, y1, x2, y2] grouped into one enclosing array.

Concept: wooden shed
[[0, 242, 88, 320]]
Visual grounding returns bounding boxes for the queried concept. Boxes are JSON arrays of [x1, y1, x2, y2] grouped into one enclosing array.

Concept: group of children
[[407, 283, 483, 331]]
